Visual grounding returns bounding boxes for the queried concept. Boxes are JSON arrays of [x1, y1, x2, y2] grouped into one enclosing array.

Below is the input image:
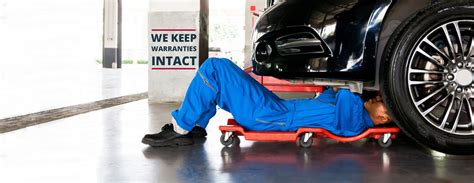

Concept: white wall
[[149, 0, 199, 12]]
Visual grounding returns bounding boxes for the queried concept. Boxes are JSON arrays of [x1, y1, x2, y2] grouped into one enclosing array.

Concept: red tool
[[219, 119, 400, 148]]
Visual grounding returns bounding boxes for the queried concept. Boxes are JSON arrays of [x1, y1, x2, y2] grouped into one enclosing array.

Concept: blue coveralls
[[171, 58, 374, 137]]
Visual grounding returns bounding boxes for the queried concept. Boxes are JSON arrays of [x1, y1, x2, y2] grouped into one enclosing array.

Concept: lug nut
[[447, 74, 454, 80], [457, 62, 464, 68], [456, 87, 463, 93], [453, 68, 458, 72]]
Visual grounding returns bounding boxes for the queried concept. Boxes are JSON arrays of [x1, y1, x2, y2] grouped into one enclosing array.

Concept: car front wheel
[[382, 1, 474, 154]]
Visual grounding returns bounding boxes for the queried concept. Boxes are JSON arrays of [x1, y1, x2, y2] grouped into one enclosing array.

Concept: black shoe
[[142, 123, 193, 147], [186, 126, 207, 138], [161, 122, 207, 138]]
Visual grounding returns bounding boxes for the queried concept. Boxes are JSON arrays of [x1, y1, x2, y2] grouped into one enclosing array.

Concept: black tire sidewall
[[383, 2, 474, 154]]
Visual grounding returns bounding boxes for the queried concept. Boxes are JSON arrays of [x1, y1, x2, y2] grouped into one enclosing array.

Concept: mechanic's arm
[[334, 89, 371, 136]]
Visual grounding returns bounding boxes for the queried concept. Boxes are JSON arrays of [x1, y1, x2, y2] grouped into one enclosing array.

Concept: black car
[[251, 0, 474, 154]]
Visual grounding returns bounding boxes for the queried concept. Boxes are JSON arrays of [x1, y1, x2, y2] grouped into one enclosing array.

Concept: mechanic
[[142, 57, 392, 147]]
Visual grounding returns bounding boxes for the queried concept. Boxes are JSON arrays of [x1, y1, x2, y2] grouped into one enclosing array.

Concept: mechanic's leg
[[170, 60, 220, 133], [142, 58, 226, 146], [171, 57, 283, 133], [142, 58, 285, 146]]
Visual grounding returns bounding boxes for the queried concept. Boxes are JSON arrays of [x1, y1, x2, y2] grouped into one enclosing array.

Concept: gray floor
[[0, 65, 148, 119], [1, 99, 474, 182]]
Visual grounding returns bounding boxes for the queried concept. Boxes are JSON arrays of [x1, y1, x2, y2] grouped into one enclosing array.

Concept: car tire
[[381, 1, 474, 154]]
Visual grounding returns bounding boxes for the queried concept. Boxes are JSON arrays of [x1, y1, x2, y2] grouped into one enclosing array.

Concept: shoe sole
[[185, 134, 207, 138], [142, 137, 193, 147]]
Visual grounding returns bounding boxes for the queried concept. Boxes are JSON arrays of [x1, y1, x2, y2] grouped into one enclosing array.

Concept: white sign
[[148, 11, 200, 103]]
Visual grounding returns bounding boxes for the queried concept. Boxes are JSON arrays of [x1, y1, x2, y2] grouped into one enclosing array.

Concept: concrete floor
[[1, 99, 474, 182], [0, 64, 147, 119]]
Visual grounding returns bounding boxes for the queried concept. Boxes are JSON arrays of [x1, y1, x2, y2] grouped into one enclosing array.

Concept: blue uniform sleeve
[[334, 89, 373, 136], [318, 87, 336, 97], [315, 87, 337, 104]]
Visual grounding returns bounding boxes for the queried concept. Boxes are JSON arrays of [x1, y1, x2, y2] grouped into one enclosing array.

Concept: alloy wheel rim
[[407, 20, 474, 135]]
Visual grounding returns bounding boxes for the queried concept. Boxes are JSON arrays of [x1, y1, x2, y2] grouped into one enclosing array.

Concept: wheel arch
[[371, 0, 436, 90]]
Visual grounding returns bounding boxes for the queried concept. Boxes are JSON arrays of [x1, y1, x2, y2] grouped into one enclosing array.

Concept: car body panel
[[252, 0, 435, 87]]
